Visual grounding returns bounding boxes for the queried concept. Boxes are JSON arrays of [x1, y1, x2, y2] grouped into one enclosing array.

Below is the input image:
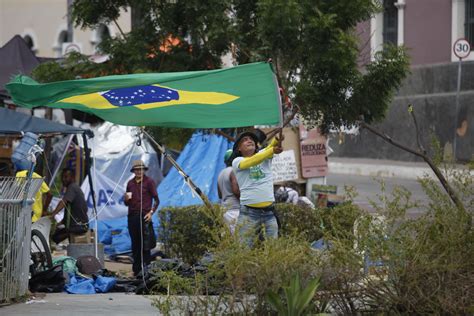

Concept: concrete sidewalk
[[328, 157, 471, 180], [1, 293, 157, 316]]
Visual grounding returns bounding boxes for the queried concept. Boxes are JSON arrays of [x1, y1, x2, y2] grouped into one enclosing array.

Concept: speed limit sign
[[453, 38, 471, 59]]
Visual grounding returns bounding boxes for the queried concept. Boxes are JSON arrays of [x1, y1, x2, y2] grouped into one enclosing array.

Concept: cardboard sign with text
[[271, 149, 299, 183], [299, 125, 328, 178]]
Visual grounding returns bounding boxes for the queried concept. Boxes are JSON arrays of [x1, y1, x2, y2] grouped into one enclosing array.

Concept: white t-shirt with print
[[232, 157, 275, 205]]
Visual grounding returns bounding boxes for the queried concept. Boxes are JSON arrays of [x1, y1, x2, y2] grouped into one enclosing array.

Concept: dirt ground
[[104, 260, 133, 277]]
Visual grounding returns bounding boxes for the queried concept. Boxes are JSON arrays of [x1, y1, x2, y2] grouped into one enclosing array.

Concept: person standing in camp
[[232, 131, 284, 247], [124, 160, 159, 277], [217, 149, 240, 233], [50, 168, 89, 243]]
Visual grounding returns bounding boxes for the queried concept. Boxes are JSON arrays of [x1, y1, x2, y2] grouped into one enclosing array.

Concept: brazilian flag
[[6, 62, 281, 128]]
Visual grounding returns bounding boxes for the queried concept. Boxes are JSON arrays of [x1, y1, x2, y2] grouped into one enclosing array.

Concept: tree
[[29, 0, 470, 212], [33, 1, 408, 144]]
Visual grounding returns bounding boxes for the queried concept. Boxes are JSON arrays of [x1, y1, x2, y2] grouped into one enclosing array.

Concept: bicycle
[[30, 217, 53, 275]]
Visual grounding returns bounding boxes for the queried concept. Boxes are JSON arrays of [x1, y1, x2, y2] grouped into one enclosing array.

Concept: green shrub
[[275, 201, 363, 243], [275, 203, 323, 241], [266, 273, 321, 316], [320, 173, 474, 315], [360, 177, 474, 315], [158, 204, 225, 264], [208, 235, 325, 314]]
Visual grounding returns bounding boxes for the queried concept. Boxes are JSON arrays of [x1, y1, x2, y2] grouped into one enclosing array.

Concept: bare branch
[[359, 121, 466, 214]]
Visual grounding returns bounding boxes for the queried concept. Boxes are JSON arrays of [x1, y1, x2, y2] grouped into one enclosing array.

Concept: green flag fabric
[[6, 62, 281, 128]]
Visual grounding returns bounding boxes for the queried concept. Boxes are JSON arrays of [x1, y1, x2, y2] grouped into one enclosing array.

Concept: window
[[23, 35, 34, 51], [466, 0, 474, 46], [58, 30, 71, 45], [98, 25, 111, 41], [383, 0, 398, 45]]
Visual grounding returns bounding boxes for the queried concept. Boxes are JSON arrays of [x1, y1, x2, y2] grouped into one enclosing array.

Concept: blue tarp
[[65, 274, 116, 294], [157, 132, 232, 209], [95, 132, 232, 255]]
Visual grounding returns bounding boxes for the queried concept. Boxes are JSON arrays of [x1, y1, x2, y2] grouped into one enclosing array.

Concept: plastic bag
[[94, 275, 117, 293]]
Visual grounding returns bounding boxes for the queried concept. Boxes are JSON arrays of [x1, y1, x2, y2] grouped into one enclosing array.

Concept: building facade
[[358, 0, 473, 65], [0, 0, 130, 57], [333, 0, 473, 162]]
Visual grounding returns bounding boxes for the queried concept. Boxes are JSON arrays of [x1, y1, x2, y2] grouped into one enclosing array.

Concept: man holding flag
[[232, 131, 284, 247]]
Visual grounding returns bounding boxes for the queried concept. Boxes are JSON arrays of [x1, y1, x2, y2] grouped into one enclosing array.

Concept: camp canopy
[[0, 107, 92, 137]]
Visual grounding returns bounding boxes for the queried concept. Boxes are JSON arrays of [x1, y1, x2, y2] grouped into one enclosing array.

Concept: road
[[326, 173, 436, 218]]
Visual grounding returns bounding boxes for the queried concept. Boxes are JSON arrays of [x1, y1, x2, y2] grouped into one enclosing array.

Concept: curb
[[328, 158, 460, 180]]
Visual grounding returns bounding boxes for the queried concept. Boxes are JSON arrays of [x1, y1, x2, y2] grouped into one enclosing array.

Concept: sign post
[[452, 38, 470, 161]]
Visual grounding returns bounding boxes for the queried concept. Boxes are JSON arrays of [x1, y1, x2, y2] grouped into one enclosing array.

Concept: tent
[[0, 107, 92, 136], [78, 123, 163, 255], [81, 131, 232, 255], [0, 107, 100, 256], [158, 132, 232, 208], [0, 35, 40, 100]]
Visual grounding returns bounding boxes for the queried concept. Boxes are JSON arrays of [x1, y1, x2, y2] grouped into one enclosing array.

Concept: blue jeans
[[237, 204, 278, 247]]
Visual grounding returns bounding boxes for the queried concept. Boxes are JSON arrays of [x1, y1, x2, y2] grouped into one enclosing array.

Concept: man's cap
[[130, 160, 148, 172], [232, 131, 259, 156]]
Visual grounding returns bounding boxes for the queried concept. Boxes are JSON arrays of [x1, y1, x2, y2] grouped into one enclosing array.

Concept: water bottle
[[11, 132, 39, 171]]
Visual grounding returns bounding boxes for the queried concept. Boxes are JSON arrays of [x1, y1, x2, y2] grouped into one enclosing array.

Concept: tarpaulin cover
[[88, 131, 232, 255], [157, 131, 232, 209], [0, 107, 91, 136], [77, 123, 161, 255], [65, 274, 116, 294]]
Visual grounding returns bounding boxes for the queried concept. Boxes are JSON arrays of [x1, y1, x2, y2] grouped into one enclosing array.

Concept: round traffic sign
[[453, 38, 471, 59]]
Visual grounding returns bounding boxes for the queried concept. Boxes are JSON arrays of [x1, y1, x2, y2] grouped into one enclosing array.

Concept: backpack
[[29, 264, 66, 293]]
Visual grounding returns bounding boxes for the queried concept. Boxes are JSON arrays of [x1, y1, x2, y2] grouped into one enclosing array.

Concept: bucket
[[67, 243, 105, 267]]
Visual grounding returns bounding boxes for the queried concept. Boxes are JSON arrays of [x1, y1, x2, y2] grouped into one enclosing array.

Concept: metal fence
[[0, 176, 43, 303]]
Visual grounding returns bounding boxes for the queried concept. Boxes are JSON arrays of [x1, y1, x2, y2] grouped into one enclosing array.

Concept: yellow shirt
[[16, 170, 50, 222]]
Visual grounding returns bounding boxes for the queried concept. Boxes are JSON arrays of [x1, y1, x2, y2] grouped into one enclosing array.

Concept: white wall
[[0, 0, 131, 57]]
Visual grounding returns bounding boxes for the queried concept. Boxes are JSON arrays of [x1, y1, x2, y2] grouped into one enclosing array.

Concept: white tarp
[[82, 172, 128, 221], [88, 122, 162, 186]]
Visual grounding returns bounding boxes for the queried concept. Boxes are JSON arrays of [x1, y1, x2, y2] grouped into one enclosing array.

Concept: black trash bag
[[29, 264, 65, 293], [143, 221, 156, 251], [111, 279, 139, 293]]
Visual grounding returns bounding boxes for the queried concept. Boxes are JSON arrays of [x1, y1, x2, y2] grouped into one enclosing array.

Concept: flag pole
[[141, 129, 213, 209]]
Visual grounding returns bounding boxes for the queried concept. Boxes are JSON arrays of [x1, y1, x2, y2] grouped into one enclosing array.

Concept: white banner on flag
[[81, 173, 129, 220]]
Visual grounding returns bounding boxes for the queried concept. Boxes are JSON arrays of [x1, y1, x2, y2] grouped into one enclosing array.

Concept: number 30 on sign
[[454, 39, 471, 59]]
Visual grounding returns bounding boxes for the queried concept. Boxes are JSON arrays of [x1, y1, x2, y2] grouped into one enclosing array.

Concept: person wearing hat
[[232, 130, 284, 247], [217, 149, 240, 233], [124, 160, 159, 277]]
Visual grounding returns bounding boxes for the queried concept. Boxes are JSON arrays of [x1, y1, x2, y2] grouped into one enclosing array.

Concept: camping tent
[[0, 107, 91, 136], [79, 123, 163, 255], [158, 132, 232, 208], [0, 107, 100, 255], [0, 36, 40, 100], [81, 131, 232, 255]]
